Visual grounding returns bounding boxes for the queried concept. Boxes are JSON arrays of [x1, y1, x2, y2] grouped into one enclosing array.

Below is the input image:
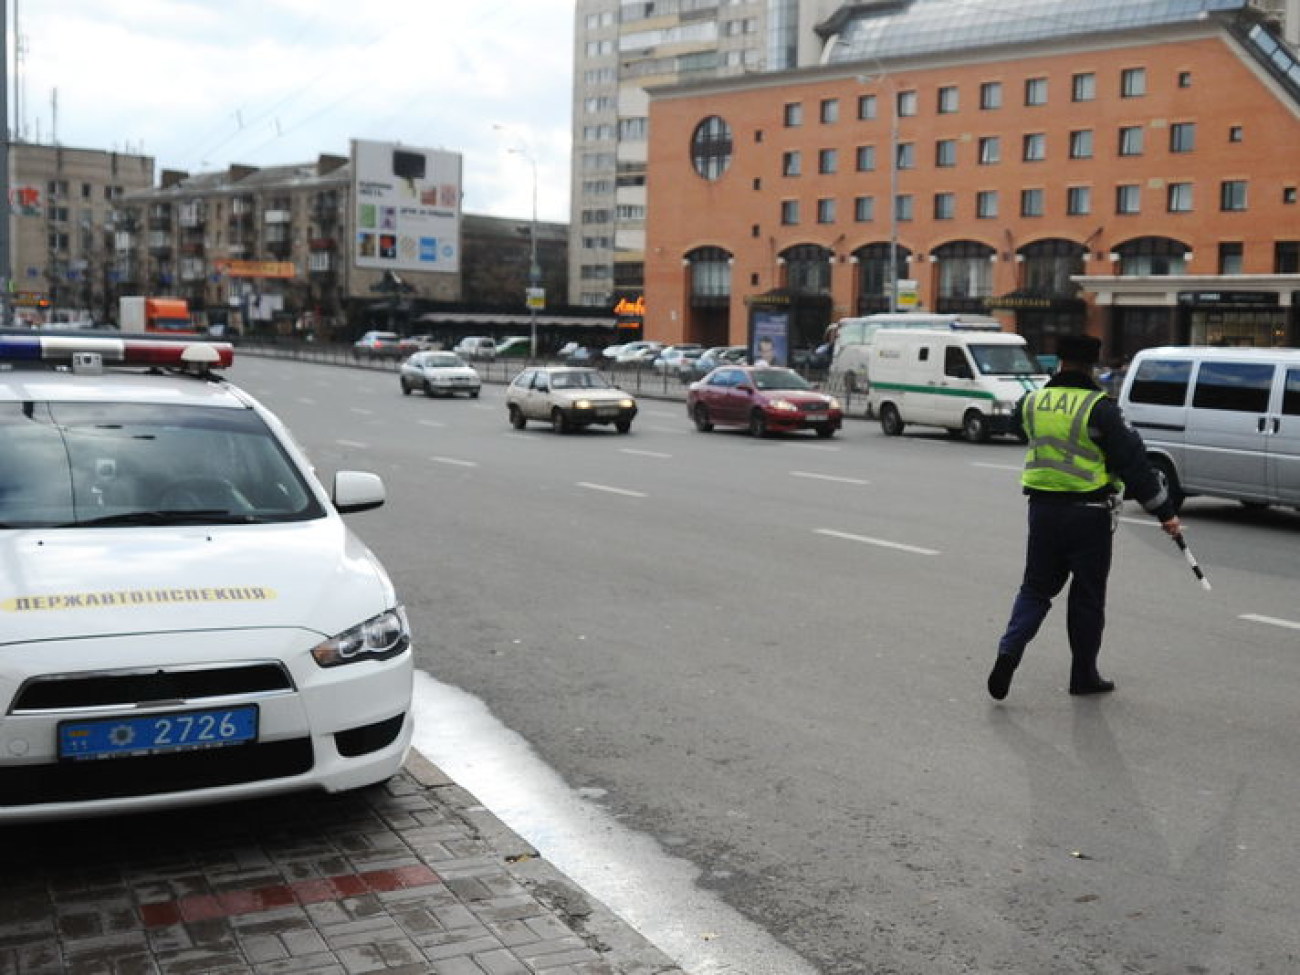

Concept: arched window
[[1018, 239, 1087, 296], [686, 246, 732, 304], [691, 116, 733, 181], [781, 244, 833, 294], [1113, 236, 1191, 276], [933, 240, 995, 300]]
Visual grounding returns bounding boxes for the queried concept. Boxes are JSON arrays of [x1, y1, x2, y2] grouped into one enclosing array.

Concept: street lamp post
[[508, 146, 540, 361]]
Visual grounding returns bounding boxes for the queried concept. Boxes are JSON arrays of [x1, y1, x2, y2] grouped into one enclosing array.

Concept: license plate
[[597, 407, 619, 416], [58, 705, 259, 761], [804, 412, 828, 421]]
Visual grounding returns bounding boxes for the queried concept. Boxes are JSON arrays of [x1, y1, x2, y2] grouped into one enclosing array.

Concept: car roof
[[0, 369, 253, 409]]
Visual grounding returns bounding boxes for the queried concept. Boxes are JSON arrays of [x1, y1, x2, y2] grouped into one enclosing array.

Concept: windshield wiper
[[68, 510, 266, 527]]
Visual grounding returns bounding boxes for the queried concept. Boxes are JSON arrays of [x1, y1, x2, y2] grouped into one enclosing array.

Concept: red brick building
[[645, 0, 1300, 366]]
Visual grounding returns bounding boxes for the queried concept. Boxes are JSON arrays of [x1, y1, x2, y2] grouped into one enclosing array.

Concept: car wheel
[[692, 404, 713, 432], [470, 389, 480, 398], [1150, 455, 1186, 514], [815, 425, 836, 439], [423, 381, 436, 398], [880, 403, 904, 436], [401, 379, 411, 396], [749, 410, 768, 438], [962, 410, 991, 443], [615, 420, 632, 434], [509, 404, 527, 429], [551, 408, 570, 434]]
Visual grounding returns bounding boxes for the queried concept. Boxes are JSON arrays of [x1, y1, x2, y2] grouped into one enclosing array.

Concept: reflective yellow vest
[[1021, 387, 1115, 493]]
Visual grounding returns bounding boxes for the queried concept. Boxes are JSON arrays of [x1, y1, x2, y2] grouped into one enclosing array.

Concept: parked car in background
[[399, 351, 482, 398], [687, 365, 842, 438], [601, 343, 627, 361], [561, 345, 598, 366], [397, 334, 439, 355], [453, 336, 497, 360], [686, 345, 748, 380], [505, 366, 637, 433], [494, 336, 533, 358], [615, 340, 664, 365], [652, 344, 704, 375], [352, 330, 403, 360]]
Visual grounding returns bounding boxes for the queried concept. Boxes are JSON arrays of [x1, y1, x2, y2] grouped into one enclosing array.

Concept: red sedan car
[[687, 365, 842, 438]]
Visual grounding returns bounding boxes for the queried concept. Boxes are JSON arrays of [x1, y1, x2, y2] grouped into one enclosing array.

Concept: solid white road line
[[620, 449, 672, 459], [1240, 614, 1300, 631], [432, 456, 478, 467], [336, 439, 368, 449], [577, 482, 648, 498], [815, 528, 939, 556], [791, 471, 869, 486], [971, 462, 1022, 472], [418, 419, 446, 428]]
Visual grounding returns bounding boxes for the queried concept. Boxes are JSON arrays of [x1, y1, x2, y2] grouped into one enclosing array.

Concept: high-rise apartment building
[[569, 0, 842, 318]]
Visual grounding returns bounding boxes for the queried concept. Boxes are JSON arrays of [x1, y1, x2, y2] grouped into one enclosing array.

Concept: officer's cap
[[1057, 334, 1101, 365]]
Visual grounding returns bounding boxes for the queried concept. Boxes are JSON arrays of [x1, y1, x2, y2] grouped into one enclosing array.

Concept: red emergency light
[[0, 334, 235, 370]]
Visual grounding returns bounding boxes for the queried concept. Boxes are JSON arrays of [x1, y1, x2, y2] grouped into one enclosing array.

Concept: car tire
[[749, 410, 768, 438], [1150, 455, 1186, 514], [962, 410, 991, 443], [470, 389, 480, 398], [423, 381, 436, 398], [509, 404, 527, 429], [693, 404, 713, 432], [615, 420, 632, 434], [551, 408, 570, 434], [880, 403, 904, 436], [401, 379, 411, 396], [815, 425, 836, 439]]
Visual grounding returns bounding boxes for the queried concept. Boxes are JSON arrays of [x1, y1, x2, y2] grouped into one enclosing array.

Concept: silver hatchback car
[[399, 351, 482, 398], [506, 366, 637, 433]]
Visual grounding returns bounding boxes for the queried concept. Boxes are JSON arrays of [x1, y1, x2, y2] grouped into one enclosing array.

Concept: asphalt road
[[236, 354, 1300, 975]]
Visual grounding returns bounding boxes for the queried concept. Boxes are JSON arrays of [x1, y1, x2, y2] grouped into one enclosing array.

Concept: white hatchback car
[[0, 332, 413, 822], [399, 351, 482, 398], [505, 366, 637, 433]]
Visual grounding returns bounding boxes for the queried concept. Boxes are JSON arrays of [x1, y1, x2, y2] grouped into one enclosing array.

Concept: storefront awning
[[415, 312, 617, 328]]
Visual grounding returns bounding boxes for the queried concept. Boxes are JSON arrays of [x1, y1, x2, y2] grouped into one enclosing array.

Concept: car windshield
[[751, 369, 812, 391], [0, 401, 325, 528], [425, 354, 462, 367], [969, 344, 1042, 375], [550, 371, 610, 390]]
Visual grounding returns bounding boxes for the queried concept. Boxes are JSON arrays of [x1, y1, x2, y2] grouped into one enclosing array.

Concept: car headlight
[[827, 397, 841, 410], [311, 607, 410, 667], [573, 398, 593, 409], [618, 398, 635, 409], [993, 400, 1015, 415], [769, 398, 799, 413]]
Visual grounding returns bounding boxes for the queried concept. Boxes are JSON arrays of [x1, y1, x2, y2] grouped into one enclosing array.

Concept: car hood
[[761, 389, 837, 406], [0, 521, 393, 646]]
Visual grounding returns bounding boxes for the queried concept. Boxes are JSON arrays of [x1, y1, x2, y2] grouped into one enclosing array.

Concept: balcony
[[308, 237, 336, 251], [263, 209, 291, 224]]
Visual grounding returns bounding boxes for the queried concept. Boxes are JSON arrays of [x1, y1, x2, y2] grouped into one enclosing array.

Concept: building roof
[[828, 0, 1253, 63]]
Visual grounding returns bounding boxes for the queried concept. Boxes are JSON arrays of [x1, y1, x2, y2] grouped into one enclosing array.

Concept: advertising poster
[[751, 309, 789, 366], [352, 139, 462, 274]]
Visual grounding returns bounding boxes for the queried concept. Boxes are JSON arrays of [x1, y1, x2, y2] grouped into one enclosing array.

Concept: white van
[[453, 336, 497, 360], [829, 312, 1001, 393], [1118, 346, 1300, 511], [867, 330, 1048, 442]]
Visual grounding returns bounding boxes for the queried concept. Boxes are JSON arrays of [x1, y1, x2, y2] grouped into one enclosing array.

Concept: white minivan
[[867, 329, 1048, 442], [829, 312, 1001, 393], [1118, 346, 1300, 511]]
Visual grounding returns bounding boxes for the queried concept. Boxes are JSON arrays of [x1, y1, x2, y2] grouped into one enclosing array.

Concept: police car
[[0, 332, 413, 821]]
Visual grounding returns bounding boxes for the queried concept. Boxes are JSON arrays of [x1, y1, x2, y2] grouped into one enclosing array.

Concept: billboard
[[351, 139, 462, 274]]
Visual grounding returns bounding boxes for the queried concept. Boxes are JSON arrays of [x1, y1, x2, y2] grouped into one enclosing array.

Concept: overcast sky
[[14, 0, 575, 222]]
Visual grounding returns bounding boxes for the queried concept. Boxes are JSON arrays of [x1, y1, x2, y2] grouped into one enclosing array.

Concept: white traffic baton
[[1173, 533, 1212, 591]]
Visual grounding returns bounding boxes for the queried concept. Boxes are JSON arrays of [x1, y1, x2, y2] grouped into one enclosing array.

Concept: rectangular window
[[1118, 126, 1144, 156], [1121, 67, 1147, 97], [1193, 362, 1274, 413], [935, 139, 957, 167], [897, 90, 918, 117], [857, 94, 877, 120], [1025, 77, 1048, 106], [896, 142, 915, 170], [1072, 72, 1096, 101], [1229, 125, 1244, 143], [1220, 180, 1248, 211], [1170, 122, 1196, 153], [1218, 242, 1244, 274], [978, 136, 1001, 165], [1116, 184, 1141, 214], [1168, 182, 1194, 212], [1069, 130, 1094, 159], [781, 199, 799, 225], [820, 98, 839, 124], [980, 81, 1002, 109], [1179, 71, 1193, 88], [1128, 358, 1192, 406], [1020, 188, 1044, 217], [1067, 186, 1091, 215], [896, 194, 914, 221], [976, 190, 999, 219], [855, 145, 876, 172], [1023, 133, 1046, 162], [1276, 241, 1300, 273], [817, 198, 836, 224], [934, 192, 956, 220], [854, 196, 875, 222], [819, 148, 838, 174], [937, 86, 959, 113], [784, 102, 803, 126], [782, 151, 801, 176]]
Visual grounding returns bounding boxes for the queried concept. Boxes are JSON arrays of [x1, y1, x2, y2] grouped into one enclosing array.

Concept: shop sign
[[1177, 291, 1277, 306]]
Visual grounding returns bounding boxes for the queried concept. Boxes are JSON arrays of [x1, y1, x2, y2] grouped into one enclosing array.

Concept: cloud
[[17, 0, 574, 222]]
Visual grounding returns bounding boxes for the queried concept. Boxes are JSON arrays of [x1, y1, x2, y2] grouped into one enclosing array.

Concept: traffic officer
[[988, 334, 1182, 701]]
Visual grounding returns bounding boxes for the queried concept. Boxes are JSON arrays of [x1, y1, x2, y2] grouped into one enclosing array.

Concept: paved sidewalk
[[0, 752, 687, 975]]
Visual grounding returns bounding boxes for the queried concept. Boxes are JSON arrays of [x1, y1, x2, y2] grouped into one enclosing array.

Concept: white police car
[[0, 332, 413, 821]]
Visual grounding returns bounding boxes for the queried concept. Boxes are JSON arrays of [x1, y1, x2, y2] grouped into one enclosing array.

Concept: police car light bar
[[0, 334, 234, 369]]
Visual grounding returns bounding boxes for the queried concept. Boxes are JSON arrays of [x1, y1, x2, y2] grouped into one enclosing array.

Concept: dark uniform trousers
[[997, 499, 1114, 687]]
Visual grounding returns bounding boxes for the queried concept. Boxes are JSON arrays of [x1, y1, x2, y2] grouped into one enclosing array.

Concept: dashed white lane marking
[[350, 407, 375, 415], [1240, 614, 1300, 631], [815, 528, 939, 556], [791, 471, 869, 486], [577, 482, 647, 498], [337, 439, 367, 449], [418, 419, 446, 428], [620, 449, 672, 459], [971, 462, 1022, 472], [432, 456, 478, 467], [297, 397, 317, 405]]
